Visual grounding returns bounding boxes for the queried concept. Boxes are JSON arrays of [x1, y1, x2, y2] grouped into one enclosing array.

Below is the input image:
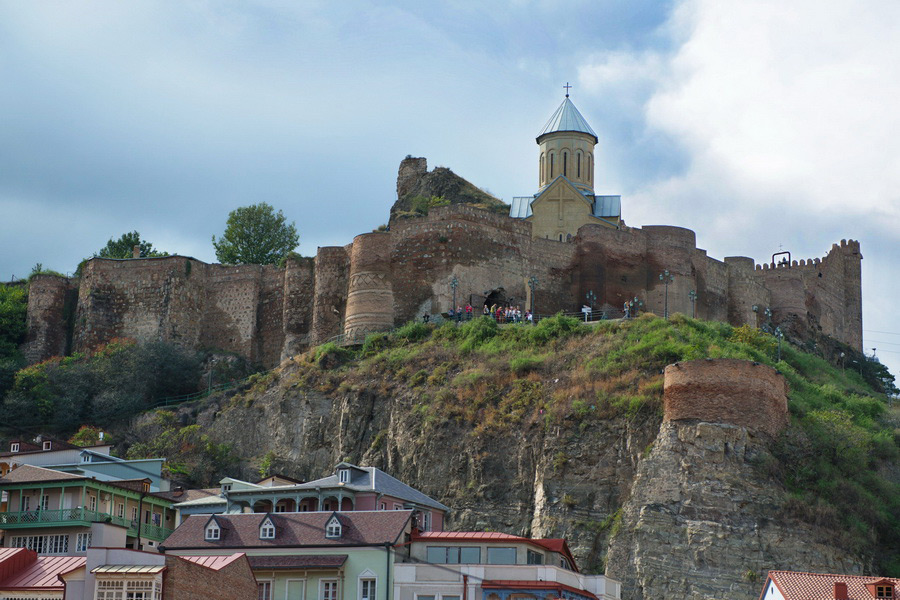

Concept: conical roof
[[537, 97, 597, 142]]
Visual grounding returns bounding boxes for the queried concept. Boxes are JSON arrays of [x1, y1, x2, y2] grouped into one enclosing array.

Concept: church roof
[[537, 97, 597, 142]]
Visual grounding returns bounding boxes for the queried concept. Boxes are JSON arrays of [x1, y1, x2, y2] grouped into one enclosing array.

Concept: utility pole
[[659, 270, 674, 319]]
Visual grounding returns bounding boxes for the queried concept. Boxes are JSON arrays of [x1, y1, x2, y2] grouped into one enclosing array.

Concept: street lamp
[[774, 326, 783, 362], [450, 275, 459, 321], [688, 290, 697, 319], [659, 270, 674, 319], [628, 296, 643, 319], [528, 276, 538, 316], [586, 290, 596, 322]]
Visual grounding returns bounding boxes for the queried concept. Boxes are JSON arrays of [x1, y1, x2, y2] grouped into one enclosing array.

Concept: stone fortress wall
[[19, 164, 863, 368]]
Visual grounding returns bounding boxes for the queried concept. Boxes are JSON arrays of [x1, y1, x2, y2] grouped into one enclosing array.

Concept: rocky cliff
[[129, 316, 897, 599]]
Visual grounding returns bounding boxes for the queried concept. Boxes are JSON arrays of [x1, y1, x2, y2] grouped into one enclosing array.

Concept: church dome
[[536, 97, 598, 143]]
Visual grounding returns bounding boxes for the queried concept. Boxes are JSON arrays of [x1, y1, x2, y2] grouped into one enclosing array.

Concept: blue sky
[[1, 0, 898, 379]]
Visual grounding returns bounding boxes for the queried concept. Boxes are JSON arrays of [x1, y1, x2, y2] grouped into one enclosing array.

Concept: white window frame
[[43, 440, 52, 451], [260, 518, 276, 539], [379, 502, 386, 510], [205, 522, 221, 541], [88, 494, 97, 512], [131, 506, 138, 523], [358, 570, 377, 600], [117, 502, 125, 518], [325, 516, 341, 538], [76, 531, 92, 552], [39, 494, 49, 510], [21, 495, 30, 511], [257, 579, 273, 600], [10, 442, 19, 452], [320, 579, 338, 600]]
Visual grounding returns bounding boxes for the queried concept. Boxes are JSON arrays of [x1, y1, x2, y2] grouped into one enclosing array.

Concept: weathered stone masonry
[[20, 203, 862, 368]]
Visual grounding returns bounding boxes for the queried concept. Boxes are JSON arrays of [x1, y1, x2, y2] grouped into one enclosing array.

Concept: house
[[394, 531, 620, 600], [172, 462, 448, 531], [760, 571, 900, 600], [0, 465, 176, 554], [161, 509, 415, 600], [0, 436, 169, 493], [0, 547, 85, 599], [58, 546, 257, 600]]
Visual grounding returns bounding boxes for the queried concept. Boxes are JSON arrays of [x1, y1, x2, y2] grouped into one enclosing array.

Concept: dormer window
[[339, 469, 349, 483], [326, 515, 342, 538], [877, 586, 894, 599], [42, 441, 52, 451], [260, 517, 276, 540], [204, 520, 221, 541], [10, 443, 18, 453]]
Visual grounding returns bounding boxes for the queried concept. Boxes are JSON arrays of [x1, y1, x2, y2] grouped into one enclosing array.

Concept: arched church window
[[563, 152, 568, 177], [559, 234, 563, 242], [540, 153, 545, 182], [587, 154, 592, 181], [577, 152, 581, 178], [550, 154, 555, 178]]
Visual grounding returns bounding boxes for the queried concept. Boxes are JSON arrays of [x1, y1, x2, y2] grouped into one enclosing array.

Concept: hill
[[119, 313, 899, 600]]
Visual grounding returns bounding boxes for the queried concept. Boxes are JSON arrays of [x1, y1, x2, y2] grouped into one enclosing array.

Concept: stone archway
[[483, 288, 510, 309]]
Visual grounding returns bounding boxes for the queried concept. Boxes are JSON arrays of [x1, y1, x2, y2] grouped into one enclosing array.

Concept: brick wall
[[20, 275, 74, 362], [310, 246, 350, 344], [163, 555, 257, 600], [663, 359, 789, 437]]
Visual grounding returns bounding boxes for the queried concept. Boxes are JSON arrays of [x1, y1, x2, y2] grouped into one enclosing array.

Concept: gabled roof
[[0, 464, 83, 484], [412, 531, 579, 573], [162, 510, 413, 550], [0, 554, 85, 591], [764, 571, 900, 600], [537, 97, 597, 143]]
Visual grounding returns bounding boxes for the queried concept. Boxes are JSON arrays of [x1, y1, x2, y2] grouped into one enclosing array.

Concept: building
[[0, 465, 176, 554], [510, 93, 622, 241], [57, 547, 257, 600], [161, 509, 414, 600], [0, 547, 84, 600], [394, 531, 620, 600], [760, 571, 899, 600], [0, 436, 169, 493], [173, 462, 448, 531]]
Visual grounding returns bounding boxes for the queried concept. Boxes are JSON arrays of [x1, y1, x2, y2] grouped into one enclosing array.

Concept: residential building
[[0, 436, 169, 493], [394, 531, 620, 600], [0, 547, 85, 600], [161, 509, 414, 600], [0, 465, 176, 554], [173, 462, 448, 531], [760, 570, 899, 600], [59, 547, 257, 600]]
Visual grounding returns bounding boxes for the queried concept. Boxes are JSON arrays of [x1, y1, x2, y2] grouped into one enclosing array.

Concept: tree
[[96, 231, 166, 259], [212, 203, 299, 265]]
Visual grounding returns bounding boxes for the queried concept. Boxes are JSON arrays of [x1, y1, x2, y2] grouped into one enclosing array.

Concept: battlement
[[663, 359, 789, 437], [754, 238, 861, 270]]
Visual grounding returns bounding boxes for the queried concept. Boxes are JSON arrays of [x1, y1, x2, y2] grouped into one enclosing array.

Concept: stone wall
[[663, 358, 789, 437], [20, 275, 74, 363]]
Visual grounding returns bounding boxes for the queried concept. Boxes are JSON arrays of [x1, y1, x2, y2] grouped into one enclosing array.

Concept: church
[[509, 92, 622, 240]]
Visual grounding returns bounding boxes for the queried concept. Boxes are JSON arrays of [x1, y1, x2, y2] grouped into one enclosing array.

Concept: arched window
[[587, 154, 592, 181], [540, 153, 544, 183], [563, 152, 568, 177], [550, 154, 555, 178], [577, 152, 581, 178], [559, 234, 563, 242]]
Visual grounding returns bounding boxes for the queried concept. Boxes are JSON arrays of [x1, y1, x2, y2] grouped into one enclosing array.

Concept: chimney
[[834, 582, 848, 600], [132, 245, 141, 258]]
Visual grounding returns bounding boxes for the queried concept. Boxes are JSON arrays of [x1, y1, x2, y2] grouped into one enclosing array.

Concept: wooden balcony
[[0, 508, 174, 541]]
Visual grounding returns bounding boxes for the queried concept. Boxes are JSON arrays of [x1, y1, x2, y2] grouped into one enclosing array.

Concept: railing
[[140, 522, 174, 541], [0, 509, 173, 541]]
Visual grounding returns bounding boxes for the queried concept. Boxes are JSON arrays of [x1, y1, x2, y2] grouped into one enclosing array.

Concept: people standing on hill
[[465, 303, 473, 320], [483, 304, 490, 316]]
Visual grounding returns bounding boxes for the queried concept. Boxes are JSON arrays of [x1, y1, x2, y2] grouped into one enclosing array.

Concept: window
[[527, 549, 544, 564], [125, 579, 157, 600], [21, 496, 30, 511], [76, 532, 92, 552], [11, 534, 69, 554], [43, 441, 52, 451], [326, 516, 342, 538], [426, 546, 480, 564], [417, 596, 435, 600], [877, 586, 894, 598], [117, 503, 125, 518], [419, 511, 432, 531], [257, 581, 272, 600], [39, 495, 49, 510], [131, 507, 138, 523], [393, 503, 403, 510], [274, 503, 286, 513], [360, 579, 376, 600], [88, 495, 97, 512], [260, 518, 276, 539], [339, 469, 350, 483], [577, 153, 581, 178], [587, 154, 591, 181], [563, 151, 568, 177], [379, 502, 386, 510], [10, 443, 18, 452], [222, 483, 232, 492], [97, 579, 161, 600], [205, 522, 220, 541], [487, 547, 516, 564], [443, 596, 461, 600], [96, 580, 124, 600], [550, 154, 555, 177], [321, 580, 338, 600]]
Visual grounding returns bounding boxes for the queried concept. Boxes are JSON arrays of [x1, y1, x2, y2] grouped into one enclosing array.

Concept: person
[[465, 303, 473, 320], [623, 301, 630, 319], [423, 312, 430, 323], [448, 307, 455, 320], [457, 306, 463, 322], [483, 304, 490, 316]]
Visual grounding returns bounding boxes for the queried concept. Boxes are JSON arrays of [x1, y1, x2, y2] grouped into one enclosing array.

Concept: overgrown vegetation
[[0, 338, 202, 433], [0, 284, 28, 399], [290, 312, 898, 574]]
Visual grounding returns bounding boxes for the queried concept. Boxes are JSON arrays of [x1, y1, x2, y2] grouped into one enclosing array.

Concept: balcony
[[0, 509, 174, 541]]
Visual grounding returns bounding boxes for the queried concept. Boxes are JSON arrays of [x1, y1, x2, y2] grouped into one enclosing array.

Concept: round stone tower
[[536, 94, 598, 193]]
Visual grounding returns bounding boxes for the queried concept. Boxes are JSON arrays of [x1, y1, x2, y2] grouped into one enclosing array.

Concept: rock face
[[164, 358, 868, 600]]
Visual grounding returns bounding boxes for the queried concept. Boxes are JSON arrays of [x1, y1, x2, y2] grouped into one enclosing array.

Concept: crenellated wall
[[19, 174, 863, 368]]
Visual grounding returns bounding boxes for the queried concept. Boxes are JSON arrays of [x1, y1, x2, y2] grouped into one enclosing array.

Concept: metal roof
[[537, 97, 597, 141], [509, 197, 534, 219], [0, 555, 85, 590], [593, 195, 621, 218]]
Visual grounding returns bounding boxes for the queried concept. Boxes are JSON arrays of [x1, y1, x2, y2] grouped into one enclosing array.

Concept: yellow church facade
[[509, 94, 621, 240]]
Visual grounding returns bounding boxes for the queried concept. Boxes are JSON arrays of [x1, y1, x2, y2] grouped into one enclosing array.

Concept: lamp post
[[688, 290, 697, 319], [775, 326, 783, 362], [586, 290, 596, 322], [659, 270, 674, 319], [450, 275, 459, 321], [628, 296, 643, 318], [528, 276, 538, 316]]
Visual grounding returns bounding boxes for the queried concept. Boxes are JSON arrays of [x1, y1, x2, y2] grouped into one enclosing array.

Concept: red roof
[[765, 571, 900, 600], [178, 553, 247, 571], [0, 555, 85, 590], [482, 580, 598, 600], [412, 531, 579, 573]]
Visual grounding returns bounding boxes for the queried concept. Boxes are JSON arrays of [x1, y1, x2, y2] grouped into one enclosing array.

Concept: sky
[[1, 0, 898, 379]]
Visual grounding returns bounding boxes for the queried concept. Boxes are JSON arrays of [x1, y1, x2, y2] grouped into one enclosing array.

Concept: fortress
[[20, 96, 862, 368]]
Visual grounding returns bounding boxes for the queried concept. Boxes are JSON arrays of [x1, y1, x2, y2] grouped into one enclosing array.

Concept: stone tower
[[535, 94, 598, 192]]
